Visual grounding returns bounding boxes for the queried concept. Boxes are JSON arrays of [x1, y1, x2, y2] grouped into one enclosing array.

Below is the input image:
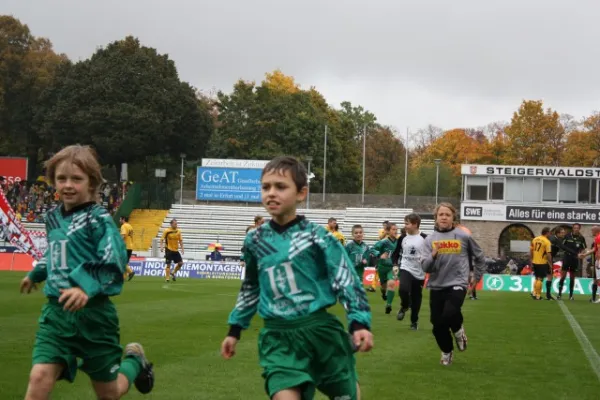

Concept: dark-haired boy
[[345, 225, 370, 290], [392, 213, 427, 330], [221, 156, 373, 400]]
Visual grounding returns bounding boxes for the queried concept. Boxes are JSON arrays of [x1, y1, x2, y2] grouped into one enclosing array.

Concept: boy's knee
[[92, 381, 120, 400]]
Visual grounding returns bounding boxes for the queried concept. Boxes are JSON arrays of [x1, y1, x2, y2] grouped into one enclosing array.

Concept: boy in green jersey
[[221, 156, 373, 400], [367, 223, 399, 314], [345, 224, 370, 289], [20, 145, 154, 399]]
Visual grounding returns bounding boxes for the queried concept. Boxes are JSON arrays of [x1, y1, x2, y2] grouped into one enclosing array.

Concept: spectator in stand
[[0, 179, 127, 222]]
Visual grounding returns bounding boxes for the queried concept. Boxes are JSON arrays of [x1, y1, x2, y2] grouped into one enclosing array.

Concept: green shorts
[[32, 296, 123, 383], [377, 265, 394, 284], [259, 309, 358, 399]]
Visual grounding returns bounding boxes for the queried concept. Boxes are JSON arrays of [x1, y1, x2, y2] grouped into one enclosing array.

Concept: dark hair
[[120, 216, 129, 222], [254, 215, 263, 224], [383, 220, 389, 225], [541, 227, 551, 235], [262, 156, 307, 191], [328, 217, 337, 223], [572, 223, 581, 229], [352, 224, 363, 233], [385, 222, 396, 231], [404, 213, 421, 227]]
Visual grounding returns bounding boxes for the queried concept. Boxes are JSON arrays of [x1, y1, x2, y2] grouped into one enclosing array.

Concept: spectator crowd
[[0, 178, 126, 223]]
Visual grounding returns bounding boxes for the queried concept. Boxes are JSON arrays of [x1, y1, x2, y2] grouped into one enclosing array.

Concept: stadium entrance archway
[[497, 223, 534, 262]]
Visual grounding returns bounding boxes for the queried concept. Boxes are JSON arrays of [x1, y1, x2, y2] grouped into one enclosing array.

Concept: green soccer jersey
[[369, 237, 397, 268], [227, 216, 371, 335], [345, 240, 369, 269], [27, 202, 128, 299]]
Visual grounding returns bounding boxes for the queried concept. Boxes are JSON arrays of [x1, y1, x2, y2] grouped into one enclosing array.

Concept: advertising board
[[196, 159, 268, 202], [0, 157, 28, 184]]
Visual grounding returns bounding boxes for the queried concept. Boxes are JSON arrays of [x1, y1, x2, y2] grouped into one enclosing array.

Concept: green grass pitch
[[1, 272, 599, 399]]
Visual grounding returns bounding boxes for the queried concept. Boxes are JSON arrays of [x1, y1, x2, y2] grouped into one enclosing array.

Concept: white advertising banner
[[461, 164, 600, 178], [461, 203, 600, 225]]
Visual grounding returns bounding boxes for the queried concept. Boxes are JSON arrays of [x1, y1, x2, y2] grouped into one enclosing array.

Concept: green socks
[[119, 356, 142, 386], [386, 290, 395, 306]]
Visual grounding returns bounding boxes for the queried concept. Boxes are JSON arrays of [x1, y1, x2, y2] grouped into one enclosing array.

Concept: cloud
[[5, 0, 600, 130]]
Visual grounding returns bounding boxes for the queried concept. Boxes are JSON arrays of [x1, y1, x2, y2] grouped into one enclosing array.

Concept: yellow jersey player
[[160, 219, 184, 282], [120, 216, 135, 281], [530, 227, 553, 300], [325, 217, 346, 245]]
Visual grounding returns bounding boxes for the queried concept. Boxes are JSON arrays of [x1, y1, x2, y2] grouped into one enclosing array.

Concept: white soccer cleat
[[454, 326, 468, 352], [440, 351, 453, 366]]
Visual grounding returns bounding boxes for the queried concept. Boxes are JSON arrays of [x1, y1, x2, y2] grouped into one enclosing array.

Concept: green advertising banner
[[482, 274, 596, 296]]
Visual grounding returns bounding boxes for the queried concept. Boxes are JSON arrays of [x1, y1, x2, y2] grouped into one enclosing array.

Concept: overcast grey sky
[[5, 0, 600, 133]]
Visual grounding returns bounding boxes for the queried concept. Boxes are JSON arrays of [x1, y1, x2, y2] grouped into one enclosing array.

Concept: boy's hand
[[59, 288, 89, 312], [380, 252, 389, 260], [20, 277, 37, 294], [352, 329, 373, 352], [221, 336, 238, 359]]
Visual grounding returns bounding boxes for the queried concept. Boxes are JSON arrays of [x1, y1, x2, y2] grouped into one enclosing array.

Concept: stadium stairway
[[129, 209, 169, 251]]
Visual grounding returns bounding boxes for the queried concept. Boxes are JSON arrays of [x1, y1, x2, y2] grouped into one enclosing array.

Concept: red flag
[[0, 190, 44, 260]]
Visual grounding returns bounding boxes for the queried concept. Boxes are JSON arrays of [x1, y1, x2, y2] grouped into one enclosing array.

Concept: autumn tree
[[504, 100, 565, 166], [562, 131, 598, 166], [0, 15, 68, 178], [412, 128, 492, 175], [363, 126, 405, 193]]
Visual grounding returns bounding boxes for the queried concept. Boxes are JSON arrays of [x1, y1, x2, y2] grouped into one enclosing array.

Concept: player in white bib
[[392, 213, 428, 330]]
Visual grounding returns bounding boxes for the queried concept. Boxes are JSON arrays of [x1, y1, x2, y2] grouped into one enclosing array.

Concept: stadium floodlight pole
[[180, 153, 186, 205], [306, 156, 313, 209], [362, 124, 366, 205], [404, 127, 409, 208], [323, 124, 327, 203], [434, 158, 441, 205]]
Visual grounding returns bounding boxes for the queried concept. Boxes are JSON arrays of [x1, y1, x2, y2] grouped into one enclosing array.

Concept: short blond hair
[[44, 145, 104, 194]]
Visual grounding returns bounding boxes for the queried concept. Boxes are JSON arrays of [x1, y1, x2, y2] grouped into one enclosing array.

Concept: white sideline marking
[[558, 301, 600, 382]]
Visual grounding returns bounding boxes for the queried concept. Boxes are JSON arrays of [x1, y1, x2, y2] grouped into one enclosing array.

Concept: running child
[[367, 222, 399, 314], [345, 224, 370, 290], [421, 203, 486, 366], [20, 144, 154, 400], [221, 156, 373, 400]]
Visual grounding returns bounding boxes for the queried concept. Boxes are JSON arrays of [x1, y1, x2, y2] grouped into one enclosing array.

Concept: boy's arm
[[27, 250, 49, 283], [367, 240, 382, 258], [227, 235, 260, 339], [68, 208, 128, 297], [391, 235, 404, 265], [178, 232, 184, 253], [421, 237, 436, 272], [27, 220, 51, 283], [319, 230, 371, 332]]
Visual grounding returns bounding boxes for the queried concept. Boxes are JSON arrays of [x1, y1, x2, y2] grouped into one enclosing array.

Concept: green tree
[[0, 15, 68, 178], [36, 36, 213, 178], [210, 71, 373, 193], [406, 163, 461, 198]]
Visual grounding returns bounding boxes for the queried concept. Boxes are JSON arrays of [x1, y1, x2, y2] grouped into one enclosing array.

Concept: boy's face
[[261, 170, 307, 223], [353, 228, 364, 241], [55, 161, 92, 211], [328, 220, 336, 229], [404, 220, 418, 234], [388, 225, 398, 238]]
